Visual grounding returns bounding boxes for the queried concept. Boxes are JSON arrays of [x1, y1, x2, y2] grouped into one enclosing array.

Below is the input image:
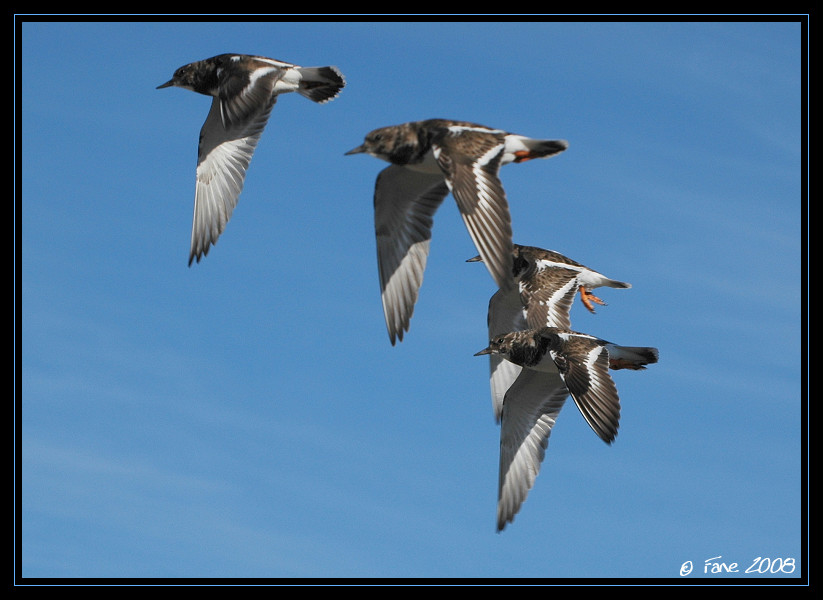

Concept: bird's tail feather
[[296, 66, 346, 103], [604, 278, 632, 289], [509, 137, 569, 162], [606, 345, 659, 370]]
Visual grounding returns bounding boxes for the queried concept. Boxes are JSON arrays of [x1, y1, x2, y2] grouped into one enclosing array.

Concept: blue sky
[[18, 17, 806, 583]]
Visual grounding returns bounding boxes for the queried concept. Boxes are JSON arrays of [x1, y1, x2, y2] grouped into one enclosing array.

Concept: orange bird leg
[[513, 150, 536, 162], [578, 285, 607, 313]]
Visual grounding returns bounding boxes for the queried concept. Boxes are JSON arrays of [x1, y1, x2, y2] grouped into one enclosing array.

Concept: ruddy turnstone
[[470, 244, 632, 329], [471, 244, 632, 421], [475, 327, 658, 531], [158, 54, 346, 265], [345, 119, 568, 345]]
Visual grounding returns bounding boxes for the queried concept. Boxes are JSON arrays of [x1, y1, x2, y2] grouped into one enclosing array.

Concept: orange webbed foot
[[579, 286, 606, 313], [513, 150, 535, 163]]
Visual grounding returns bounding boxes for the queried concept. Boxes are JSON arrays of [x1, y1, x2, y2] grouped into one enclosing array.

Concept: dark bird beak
[[344, 144, 366, 156], [474, 347, 492, 356], [156, 79, 175, 89], [465, 254, 482, 263]]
